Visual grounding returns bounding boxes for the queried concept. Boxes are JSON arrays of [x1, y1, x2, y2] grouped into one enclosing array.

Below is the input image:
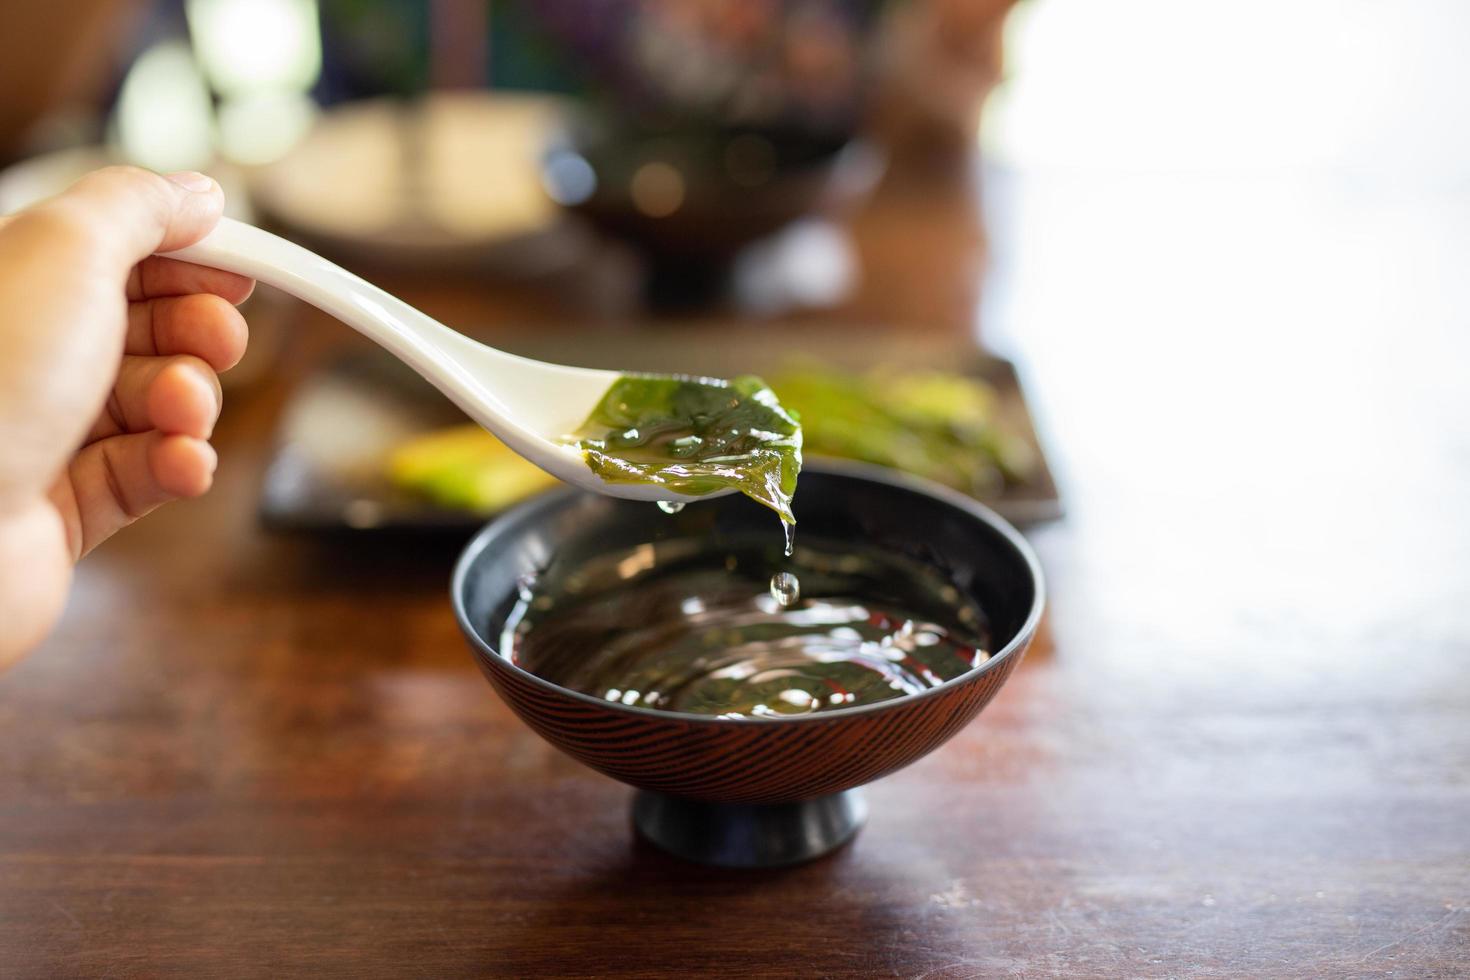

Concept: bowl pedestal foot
[[632, 788, 867, 868]]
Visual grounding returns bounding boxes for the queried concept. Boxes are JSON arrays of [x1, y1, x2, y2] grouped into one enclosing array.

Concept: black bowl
[[540, 116, 883, 307], [453, 461, 1043, 866]]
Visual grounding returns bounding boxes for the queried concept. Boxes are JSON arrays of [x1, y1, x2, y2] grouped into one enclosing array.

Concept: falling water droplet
[[769, 571, 800, 608], [782, 522, 795, 557], [657, 500, 685, 515]]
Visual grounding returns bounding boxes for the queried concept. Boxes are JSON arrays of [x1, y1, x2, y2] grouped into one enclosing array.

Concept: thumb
[[35, 166, 224, 267]]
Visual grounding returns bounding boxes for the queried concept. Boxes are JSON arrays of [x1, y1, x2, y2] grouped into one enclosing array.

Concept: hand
[[0, 166, 253, 668]]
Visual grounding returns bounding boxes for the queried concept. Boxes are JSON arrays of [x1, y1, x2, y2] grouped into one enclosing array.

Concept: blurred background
[[0, 0, 1467, 584], [0, 0, 1001, 316], [1, 0, 1053, 535], [4, 8, 1470, 972]]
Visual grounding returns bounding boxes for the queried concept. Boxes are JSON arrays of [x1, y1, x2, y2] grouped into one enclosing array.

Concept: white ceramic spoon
[[165, 217, 725, 503]]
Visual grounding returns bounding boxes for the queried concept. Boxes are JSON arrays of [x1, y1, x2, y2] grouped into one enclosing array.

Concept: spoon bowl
[[164, 218, 727, 503]]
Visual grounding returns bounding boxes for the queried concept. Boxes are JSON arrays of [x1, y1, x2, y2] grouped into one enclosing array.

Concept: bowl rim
[[451, 458, 1045, 726]]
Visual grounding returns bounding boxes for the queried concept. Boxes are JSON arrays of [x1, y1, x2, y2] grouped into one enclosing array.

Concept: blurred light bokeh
[[986, 0, 1470, 177]]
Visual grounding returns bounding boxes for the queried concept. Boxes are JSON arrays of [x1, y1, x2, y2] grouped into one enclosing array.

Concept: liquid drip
[[769, 571, 800, 608], [503, 538, 991, 718], [657, 498, 790, 558]]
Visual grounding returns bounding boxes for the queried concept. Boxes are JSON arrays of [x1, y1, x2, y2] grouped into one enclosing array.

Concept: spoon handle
[[160, 218, 656, 499], [162, 217, 500, 390]]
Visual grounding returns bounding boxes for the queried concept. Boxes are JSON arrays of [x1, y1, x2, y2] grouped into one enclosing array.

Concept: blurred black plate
[[260, 329, 1063, 534]]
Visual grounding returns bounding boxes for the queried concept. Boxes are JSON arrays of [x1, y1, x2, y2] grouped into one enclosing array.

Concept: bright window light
[[186, 0, 322, 97], [218, 91, 318, 165], [113, 40, 215, 173]]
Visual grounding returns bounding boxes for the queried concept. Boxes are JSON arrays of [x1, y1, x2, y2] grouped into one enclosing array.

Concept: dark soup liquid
[[502, 537, 992, 719]]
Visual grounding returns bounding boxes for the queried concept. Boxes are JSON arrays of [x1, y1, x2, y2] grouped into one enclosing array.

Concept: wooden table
[[2, 156, 1468, 978]]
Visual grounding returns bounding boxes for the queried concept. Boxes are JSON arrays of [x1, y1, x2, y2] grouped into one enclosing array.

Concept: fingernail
[[164, 171, 216, 193]]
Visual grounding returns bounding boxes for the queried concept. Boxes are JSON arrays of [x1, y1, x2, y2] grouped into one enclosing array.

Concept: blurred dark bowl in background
[[546, 119, 883, 258], [542, 112, 884, 306]]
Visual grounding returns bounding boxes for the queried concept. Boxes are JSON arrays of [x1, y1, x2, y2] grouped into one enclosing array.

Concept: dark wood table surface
[[2, 157, 1467, 979]]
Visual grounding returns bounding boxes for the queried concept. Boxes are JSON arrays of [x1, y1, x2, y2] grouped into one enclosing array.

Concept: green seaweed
[[568, 374, 803, 524], [769, 365, 1034, 499]]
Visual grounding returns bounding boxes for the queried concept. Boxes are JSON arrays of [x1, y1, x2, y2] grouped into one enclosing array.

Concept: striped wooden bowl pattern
[[455, 464, 1044, 807], [470, 637, 1029, 805]]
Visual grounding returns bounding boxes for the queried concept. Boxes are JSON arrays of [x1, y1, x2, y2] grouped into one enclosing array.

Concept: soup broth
[[503, 537, 992, 719]]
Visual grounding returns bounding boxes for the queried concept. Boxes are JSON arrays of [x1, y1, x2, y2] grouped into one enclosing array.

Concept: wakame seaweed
[[567, 374, 802, 524]]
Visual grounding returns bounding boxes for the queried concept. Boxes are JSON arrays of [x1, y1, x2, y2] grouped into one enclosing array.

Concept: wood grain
[[1, 155, 1468, 978]]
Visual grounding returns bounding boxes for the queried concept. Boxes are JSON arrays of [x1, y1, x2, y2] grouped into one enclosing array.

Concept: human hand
[[0, 166, 253, 667]]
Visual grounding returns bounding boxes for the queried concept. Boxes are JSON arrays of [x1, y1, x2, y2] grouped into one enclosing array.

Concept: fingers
[[127, 256, 254, 304], [107, 293, 241, 444], [28, 165, 224, 269], [63, 432, 216, 558], [125, 293, 248, 370], [88, 355, 222, 443]]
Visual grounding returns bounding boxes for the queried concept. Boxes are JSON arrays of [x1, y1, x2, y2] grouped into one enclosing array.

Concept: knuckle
[[11, 202, 104, 254], [9, 166, 178, 260], [85, 164, 148, 184], [78, 165, 176, 226], [85, 164, 167, 195]]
